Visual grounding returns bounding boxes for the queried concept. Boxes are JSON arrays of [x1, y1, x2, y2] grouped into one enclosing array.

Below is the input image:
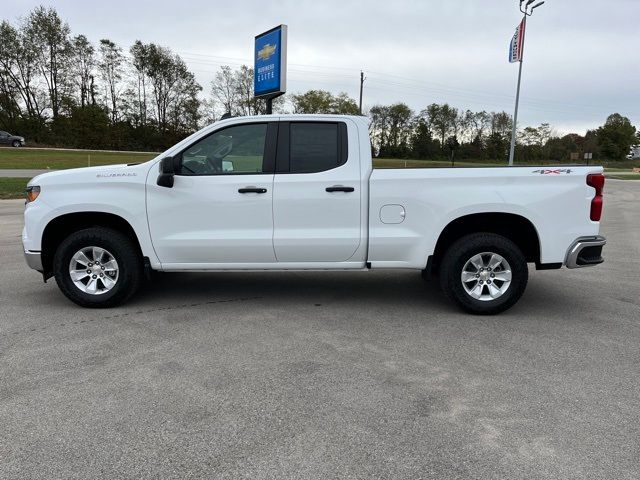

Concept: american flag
[[509, 18, 526, 63]]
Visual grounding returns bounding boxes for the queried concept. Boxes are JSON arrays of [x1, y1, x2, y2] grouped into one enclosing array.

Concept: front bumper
[[565, 236, 606, 268], [24, 250, 43, 272]]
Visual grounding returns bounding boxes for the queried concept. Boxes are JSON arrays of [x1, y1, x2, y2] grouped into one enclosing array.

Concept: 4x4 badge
[[532, 169, 572, 174]]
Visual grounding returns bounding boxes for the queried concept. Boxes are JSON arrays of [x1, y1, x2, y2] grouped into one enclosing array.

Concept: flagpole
[[508, 14, 527, 167]]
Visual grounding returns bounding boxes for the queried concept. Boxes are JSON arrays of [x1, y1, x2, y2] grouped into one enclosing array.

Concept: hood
[[28, 162, 153, 186]]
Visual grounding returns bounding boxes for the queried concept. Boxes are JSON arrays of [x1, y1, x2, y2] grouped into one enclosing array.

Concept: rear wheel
[[53, 227, 142, 307], [439, 233, 528, 315]]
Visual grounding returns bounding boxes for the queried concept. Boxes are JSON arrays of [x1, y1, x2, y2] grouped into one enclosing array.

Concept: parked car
[[22, 115, 606, 314], [0, 130, 25, 147]]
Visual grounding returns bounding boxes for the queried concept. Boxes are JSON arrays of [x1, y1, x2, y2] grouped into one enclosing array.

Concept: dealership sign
[[254, 25, 288, 98]]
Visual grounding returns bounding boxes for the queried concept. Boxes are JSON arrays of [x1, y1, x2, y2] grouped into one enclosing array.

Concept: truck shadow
[[136, 270, 451, 310], [131, 269, 594, 320]]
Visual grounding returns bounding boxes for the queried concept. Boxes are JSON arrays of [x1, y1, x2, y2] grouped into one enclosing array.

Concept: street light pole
[[359, 71, 365, 115], [508, 14, 526, 167], [508, 0, 545, 167]]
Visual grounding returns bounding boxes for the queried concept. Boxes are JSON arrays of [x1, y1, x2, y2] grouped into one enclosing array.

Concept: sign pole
[[508, 15, 526, 167], [264, 92, 284, 114]]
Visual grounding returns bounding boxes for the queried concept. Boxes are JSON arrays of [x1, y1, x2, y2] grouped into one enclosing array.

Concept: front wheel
[[53, 227, 142, 308], [12, 140, 21, 147], [439, 233, 528, 315]]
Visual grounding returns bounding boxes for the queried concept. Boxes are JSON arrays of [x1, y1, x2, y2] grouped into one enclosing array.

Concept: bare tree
[[144, 43, 201, 132], [211, 66, 238, 115], [0, 20, 44, 120], [23, 6, 71, 118], [130, 40, 149, 126], [98, 39, 124, 123], [70, 35, 95, 107]]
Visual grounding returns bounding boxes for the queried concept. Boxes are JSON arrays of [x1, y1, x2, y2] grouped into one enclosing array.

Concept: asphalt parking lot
[[0, 180, 638, 479]]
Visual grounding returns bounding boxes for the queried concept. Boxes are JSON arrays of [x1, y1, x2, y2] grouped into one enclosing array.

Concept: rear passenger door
[[272, 121, 362, 263]]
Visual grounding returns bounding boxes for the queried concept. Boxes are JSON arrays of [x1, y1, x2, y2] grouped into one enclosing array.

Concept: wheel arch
[[41, 212, 143, 280], [429, 212, 541, 274]]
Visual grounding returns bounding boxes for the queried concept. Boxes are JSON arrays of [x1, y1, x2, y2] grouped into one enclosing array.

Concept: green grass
[[374, 157, 640, 172], [0, 147, 156, 169], [0, 177, 29, 199], [374, 158, 502, 169], [0, 146, 638, 175]]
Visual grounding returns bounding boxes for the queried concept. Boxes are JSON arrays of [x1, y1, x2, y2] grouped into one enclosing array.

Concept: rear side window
[[288, 122, 347, 174]]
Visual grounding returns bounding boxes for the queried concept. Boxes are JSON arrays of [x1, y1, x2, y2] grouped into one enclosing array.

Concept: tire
[[12, 140, 21, 147], [439, 233, 528, 315], [53, 227, 142, 308]]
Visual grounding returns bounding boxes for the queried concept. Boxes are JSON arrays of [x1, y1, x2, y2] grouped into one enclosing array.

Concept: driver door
[[146, 121, 278, 267]]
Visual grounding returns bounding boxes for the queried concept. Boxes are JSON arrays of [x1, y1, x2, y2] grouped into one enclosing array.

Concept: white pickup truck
[[22, 115, 606, 314]]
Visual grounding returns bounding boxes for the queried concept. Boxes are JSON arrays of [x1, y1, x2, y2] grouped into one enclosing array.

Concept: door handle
[[325, 185, 355, 193], [238, 187, 267, 194]]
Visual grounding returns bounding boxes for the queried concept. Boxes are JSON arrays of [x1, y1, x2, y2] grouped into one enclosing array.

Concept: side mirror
[[157, 156, 176, 188]]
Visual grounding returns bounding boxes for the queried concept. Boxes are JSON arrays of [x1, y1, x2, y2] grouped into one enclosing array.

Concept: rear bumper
[[24, 250, 43, 272], [565, 236, 606, 268]]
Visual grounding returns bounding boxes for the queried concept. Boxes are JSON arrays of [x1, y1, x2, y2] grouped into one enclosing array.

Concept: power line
[[121, 48, 637, 119]]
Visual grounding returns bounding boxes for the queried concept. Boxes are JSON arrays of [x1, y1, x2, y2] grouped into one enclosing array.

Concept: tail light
[[586, 174, 604, 221]]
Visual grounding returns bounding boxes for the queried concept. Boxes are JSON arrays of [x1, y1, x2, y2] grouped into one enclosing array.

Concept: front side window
[[178, 123, 267, 175], [289, 123, 341, 174]]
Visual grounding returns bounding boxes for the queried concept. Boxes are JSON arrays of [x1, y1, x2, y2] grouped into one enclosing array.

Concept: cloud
[[5, 0, 639, 133]]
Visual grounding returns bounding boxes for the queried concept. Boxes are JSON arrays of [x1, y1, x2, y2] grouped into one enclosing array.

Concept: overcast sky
[[5, 0, 639, 134]]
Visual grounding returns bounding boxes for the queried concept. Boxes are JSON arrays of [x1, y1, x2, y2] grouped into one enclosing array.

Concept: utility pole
[[508, 0, 545, 166], [359, 71, 365, 115]]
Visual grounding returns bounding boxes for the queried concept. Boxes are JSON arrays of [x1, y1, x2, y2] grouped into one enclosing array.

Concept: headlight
[[26, 185, 40, 203]]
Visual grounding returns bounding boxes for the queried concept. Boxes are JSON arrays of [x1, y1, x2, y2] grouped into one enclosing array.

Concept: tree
[[331, 93, 359, 115], [70, 35, 95, 108], [425, 103, 459, 151], [369, 104, 390, 155], [130, 40, 150, 125], [291, 90, 359, 115], [98, 39, 124, 123], [24, 6, 71, 118], [385, 103, 413, 157], [234, 65, 263, 116], [211, 66, 238, 115], [596, 113, 637, 160], [143, 43, 201, 133], [411, 118, 437, 159], [0, 20, 44, 122], [485, 111, 513, 161], [446, 135, 460, 165], [292, 90, 333, 114]]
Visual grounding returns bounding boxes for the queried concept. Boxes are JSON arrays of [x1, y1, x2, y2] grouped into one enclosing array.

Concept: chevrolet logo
[[257, 43, 277, 61]]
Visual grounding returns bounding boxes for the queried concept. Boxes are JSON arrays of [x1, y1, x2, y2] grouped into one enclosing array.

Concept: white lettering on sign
[[256, 63, 276, 82]]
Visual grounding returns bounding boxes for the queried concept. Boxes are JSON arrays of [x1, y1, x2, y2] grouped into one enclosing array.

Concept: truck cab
[[147, 116, 370, 269]]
